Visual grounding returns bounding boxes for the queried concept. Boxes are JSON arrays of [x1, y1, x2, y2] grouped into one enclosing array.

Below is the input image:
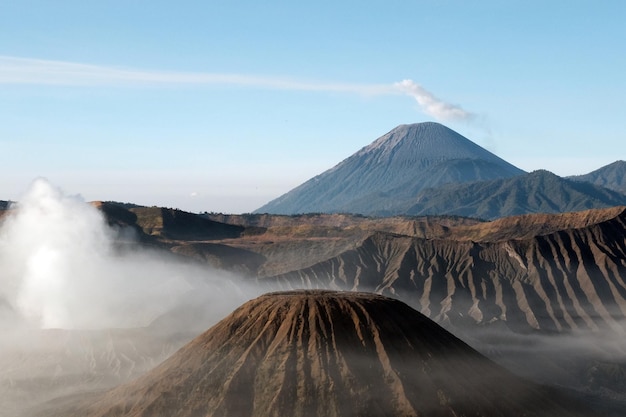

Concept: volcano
[[52, 290, 592, 417], [255, 122, 525, 215]]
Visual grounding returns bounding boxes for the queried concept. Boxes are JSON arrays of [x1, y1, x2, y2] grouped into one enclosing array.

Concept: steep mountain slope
[[257, 209, 626, 411], [204, 212, 483, 276], [93, 201, 267, 275], [268, 208, 626, 334], [400, 169, 626, 219], [94, 201, 245, 241], [569, 160, 626, 194], [47, 291, 592, 417], [256, 122, 525, 215]]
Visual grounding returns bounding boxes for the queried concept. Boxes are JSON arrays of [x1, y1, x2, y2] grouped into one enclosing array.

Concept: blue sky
[[1, 1, 624, 213]]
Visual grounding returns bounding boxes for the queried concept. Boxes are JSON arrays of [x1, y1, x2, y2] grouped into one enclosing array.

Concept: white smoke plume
[[0, 178, 252, 329], [394, 79, 475, 122], [1, 56, 476, 122]]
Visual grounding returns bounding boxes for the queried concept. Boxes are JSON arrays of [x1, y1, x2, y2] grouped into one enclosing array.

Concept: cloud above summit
[[0, 56, 474, 122]]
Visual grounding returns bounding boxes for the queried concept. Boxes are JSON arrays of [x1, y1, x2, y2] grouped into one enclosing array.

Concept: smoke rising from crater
[[0, 178, 255, 329], [394, 79, 475, 121]]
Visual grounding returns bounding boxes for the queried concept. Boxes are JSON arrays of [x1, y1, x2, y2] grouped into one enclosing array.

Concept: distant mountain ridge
[[256, 122, 525, 215], [398, 169, 626, 219], [569, 160, 626, 195], [256, 123, 626, 219]]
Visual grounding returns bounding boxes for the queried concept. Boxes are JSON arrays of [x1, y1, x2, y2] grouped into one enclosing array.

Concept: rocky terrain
[[267, 208, 626, 334], [3, 202, 626, 416], [93, 202, 626, 336], [208, 206, 626, 414], [40, 291, 594, 417]]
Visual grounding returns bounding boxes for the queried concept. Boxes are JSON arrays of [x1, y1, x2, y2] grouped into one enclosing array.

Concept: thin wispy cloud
[[0, 56, 388, 93], [0, 56, 474, 122]]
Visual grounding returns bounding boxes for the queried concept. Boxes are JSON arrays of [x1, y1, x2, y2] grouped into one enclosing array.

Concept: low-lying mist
[[0, 179, 268, 417]]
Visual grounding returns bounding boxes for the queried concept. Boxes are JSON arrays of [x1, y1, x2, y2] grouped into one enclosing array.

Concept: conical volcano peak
[[365, 122, 462, 149], [62, 290, 593, 417], [255, 122, 525, 215], [360, 122, 504, 165]]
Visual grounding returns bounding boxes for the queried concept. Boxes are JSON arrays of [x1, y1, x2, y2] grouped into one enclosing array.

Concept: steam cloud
[[0, 179, 115, 328], [394, 79, 475, 121], [0, 178, 252, 329]]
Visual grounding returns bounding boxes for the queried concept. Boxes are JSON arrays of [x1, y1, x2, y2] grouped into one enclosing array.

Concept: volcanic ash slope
[[56, 291, 593, 417], [255, 122, 524, 215]]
